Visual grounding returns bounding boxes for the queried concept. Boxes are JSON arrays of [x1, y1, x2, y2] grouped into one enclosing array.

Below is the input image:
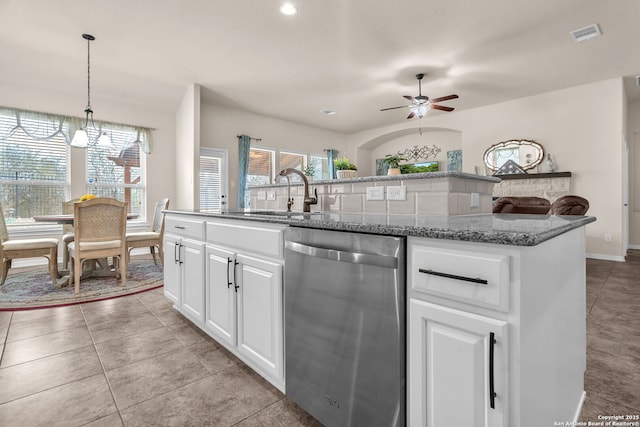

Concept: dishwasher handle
[[285, 240, 398, 268]]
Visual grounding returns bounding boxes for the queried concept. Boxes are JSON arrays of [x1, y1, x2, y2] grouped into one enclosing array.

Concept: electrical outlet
[[387, 186, 406, 201], [366, 187, 384, 201], [470, 192, 480, 208], [604, 233, 612, 242], [267, 191, 276, 201]]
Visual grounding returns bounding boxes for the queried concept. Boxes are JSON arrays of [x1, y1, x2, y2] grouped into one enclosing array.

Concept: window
[[0, 107, 151, 228], [310, 154, 329, 180], [86, 126, 145, 216], [0, 112, 69, 227], [279, 150, 305, 183], [248, 147, 275, 186]]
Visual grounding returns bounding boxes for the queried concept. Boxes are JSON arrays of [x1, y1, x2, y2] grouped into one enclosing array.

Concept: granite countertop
[[164, 209, 596, 246]]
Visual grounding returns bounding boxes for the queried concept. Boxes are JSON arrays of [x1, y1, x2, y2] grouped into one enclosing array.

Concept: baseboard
[[629, 244, 640, 250], [572, 391, 587, 424], [586, 253, 626, 262]]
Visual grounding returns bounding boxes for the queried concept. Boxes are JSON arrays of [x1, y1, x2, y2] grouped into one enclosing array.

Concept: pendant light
[[71, 33, 111, 148]]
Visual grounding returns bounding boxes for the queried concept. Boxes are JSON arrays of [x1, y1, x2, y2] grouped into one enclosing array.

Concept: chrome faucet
[[278, 168, 318, 212]]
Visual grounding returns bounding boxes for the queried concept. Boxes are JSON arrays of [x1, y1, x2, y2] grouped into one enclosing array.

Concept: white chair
[[68, 197, 127, 295], [1, 208, 59, 287], [126, 198, 169, 264]]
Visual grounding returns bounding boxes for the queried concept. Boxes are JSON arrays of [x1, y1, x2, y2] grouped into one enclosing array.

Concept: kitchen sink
[[224, 210, 327, 220]]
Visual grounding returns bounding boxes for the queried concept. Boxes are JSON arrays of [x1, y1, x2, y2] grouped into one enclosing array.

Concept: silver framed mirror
[[483, 139, 544, 172]]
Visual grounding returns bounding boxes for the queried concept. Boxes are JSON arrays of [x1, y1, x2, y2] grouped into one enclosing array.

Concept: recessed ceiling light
[[280, 3, 297, 15], [321, 109, 336, 115], [570, 23, 602, 43]]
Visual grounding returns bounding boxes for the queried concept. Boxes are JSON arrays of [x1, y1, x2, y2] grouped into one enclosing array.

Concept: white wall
[[0, 81, 177, 225], [349, 79, 626, 260], [199, 101, 348, 209], [175, 84, 201, 210], [628, 100, 640, 247]]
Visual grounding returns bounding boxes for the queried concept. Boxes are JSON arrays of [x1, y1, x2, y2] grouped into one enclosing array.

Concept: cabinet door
[[205, 245, 237, 347], [409, 299, 507, 427], [180, 239, 205, 324], [236, 253, 283, 383], [162, 234, 181, 304]]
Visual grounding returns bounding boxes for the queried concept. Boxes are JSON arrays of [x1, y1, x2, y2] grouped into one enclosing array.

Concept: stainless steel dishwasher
[[284, 227, 405, 427]]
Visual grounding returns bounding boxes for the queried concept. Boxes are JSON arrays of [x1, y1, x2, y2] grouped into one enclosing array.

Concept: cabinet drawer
[[207, 220, 284, 258], [165, 216, 206, 241], [409, 243, 510, 312]]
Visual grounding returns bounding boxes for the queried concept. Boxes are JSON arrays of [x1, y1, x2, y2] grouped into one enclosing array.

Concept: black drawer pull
[[418, 268, 488, 285], [489, 332, 497, 409]]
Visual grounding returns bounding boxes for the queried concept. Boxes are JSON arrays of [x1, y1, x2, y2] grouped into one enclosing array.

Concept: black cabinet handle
[[233, 260, 239, 292], [418, 268, 488, 285], [489, 332, 497, 409], [178, 244, 183, 265], [227, 257, 233, 288], [174, 242, 179, 264]]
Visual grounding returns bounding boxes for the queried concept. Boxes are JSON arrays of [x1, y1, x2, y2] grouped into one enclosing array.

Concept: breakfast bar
[[162, 208, 594, 427]]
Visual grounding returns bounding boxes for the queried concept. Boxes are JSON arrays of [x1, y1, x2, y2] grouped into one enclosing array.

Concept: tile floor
[[0, 251, 638, 426]]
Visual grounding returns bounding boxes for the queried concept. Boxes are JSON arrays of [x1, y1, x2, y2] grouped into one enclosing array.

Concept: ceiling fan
[[381, 73, 458, 119]]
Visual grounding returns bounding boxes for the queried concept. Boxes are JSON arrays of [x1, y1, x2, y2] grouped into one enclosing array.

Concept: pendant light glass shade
[[97, 131, 111, 146], [71, 129, 89, 148]]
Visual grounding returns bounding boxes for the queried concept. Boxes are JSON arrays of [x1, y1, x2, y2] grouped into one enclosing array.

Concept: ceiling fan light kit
[[381, 73, 458, 120]]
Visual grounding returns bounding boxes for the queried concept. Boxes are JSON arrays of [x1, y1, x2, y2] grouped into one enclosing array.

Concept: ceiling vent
[[571, 24, 602, 43]]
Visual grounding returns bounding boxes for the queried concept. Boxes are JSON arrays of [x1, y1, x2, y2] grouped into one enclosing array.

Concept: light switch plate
[[366, 187, 384, 201], [267, 191, 276, 201], [387, 186, 406, 201]]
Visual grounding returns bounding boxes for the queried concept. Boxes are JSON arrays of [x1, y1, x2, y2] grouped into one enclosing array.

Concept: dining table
[[33, 213, 139, 288]]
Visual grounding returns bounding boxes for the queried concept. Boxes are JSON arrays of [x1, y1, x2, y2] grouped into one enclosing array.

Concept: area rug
[[0, 259, 163, 311]]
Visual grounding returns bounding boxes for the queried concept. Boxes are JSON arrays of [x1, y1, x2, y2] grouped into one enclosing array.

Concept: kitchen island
[[162, 209, 594, 427]]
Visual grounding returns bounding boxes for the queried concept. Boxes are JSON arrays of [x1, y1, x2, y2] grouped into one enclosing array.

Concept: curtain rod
[[237, 135, 262, 142]]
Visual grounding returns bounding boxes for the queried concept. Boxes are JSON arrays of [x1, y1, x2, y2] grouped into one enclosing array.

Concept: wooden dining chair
[[61, 198, 80, 270], [68, 197, 127, 295], [1, 207, 59, 287], [125, 198, 169, 265]]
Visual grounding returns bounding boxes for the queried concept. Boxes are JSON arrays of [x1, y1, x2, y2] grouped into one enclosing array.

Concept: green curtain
[[325, 148, 338, 180], [237, 134, 251, 209]]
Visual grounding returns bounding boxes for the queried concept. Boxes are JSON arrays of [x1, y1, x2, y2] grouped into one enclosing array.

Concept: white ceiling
[[2, 0, 640, 133]]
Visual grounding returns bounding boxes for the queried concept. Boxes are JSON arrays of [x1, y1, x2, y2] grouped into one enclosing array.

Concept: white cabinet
[[205, 219, 286, 390], [408, 229, 587, 427], [162, 215, 206, 325], [409, 299, 507, 427]]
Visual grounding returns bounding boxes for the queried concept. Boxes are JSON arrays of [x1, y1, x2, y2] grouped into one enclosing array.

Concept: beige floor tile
[[136, 288, 173, 311], [6, 308, 87, 343], [81, 297, 151, 325], [9, 305, 82, 324], [83, 412, 125, 427], [1, 325, 93, 368], [0, 345, 102, 404], [166, 318, 211, 346], [152, 307, 188, 327], [95, 326, 184, 370], [88, 311, 163, 344], [106, 346, 210, 410], [235, 398, 323, 427], [120, 365, 281, 427], [0, 311, 12, 329], [0, 373, 116, 427], [187, 339, 241, 374]]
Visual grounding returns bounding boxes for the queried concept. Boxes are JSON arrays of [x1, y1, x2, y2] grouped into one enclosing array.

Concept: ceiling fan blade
[[430, 94, 459, 103], [406, 111, 415, 119], [403, 95, 416, 102], [431, 104, 455, 112], [380, 105, 409, 111]]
